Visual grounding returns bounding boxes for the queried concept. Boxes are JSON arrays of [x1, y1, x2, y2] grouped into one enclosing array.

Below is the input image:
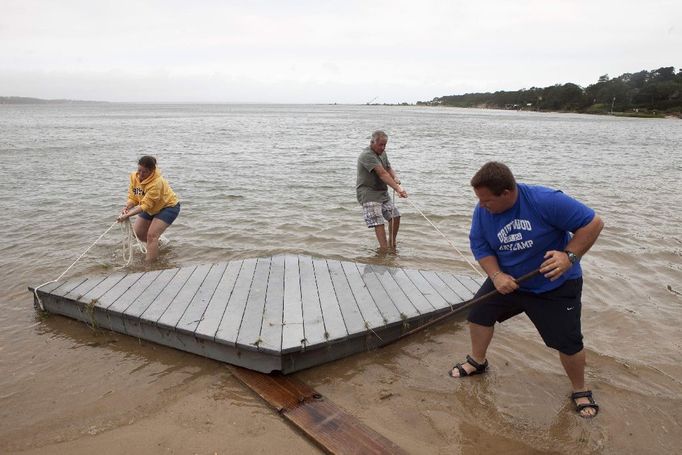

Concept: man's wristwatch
[[564, 250, 579, 264]]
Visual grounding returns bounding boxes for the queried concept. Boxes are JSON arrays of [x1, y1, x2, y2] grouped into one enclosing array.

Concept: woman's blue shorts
[[139, 203, 181, 225]]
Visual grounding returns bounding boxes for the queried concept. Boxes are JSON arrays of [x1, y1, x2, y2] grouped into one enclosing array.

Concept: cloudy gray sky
[[2, 0, 680, 103]]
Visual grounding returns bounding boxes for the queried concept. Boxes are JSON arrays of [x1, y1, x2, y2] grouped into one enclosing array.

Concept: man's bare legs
[[452, 324, 597, 417], [560, 349, 597, 417], [374, 224, 388, 249], [450, 322, 494, 376], [388, 216, 400, 249], [374, 216, 401, 251]]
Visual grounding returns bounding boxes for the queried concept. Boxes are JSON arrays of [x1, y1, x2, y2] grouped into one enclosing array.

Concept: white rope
[[33, 218, 149, 311], [33, 220, 119, 311], [390, 188, 396, 249], [120, 217, 147, 267], [403, 198, 485, 278]]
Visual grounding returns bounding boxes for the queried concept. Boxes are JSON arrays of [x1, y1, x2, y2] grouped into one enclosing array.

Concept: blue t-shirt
[[469, 183, 595, 293]]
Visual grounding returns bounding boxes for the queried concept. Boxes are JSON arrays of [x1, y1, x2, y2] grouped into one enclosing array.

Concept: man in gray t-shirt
[[356, 130, 408, 249]]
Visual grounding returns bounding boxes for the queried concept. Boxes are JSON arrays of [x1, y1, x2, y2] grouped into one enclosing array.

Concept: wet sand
[[5, 284, 681, 454]]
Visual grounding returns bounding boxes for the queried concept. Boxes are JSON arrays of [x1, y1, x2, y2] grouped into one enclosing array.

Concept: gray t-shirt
[[356, 146, 391, 204]]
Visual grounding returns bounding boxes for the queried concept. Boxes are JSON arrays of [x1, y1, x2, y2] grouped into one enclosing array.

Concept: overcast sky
[[1, 0, 680, 103]]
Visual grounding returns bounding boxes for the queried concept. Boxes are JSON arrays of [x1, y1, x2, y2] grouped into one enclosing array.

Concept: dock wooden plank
[[355, 263, 401, 324], [259, 255, 285, 353], [195, 260, 243, 340], [341, 261, 384, 329], [236, 257, 271, 348], [281, 255, 304, 353], [298, 255, 327, 348], [176, 262, 228, 334], [124, 268, 179, 318], [436, 272, 476, 301], [107, 270, 163, 314], [402, 269, 449, 310], [36, 280, 70, 294], [61, 276, 107, 301], [157, 264, 213, 330], [420, 270, 466, 308], [81, 273, 127, 305], [458, 275, 485, 294], [312, 258, 348, 341], [370, 265, 421, 319], [140, 266, 197, 322], [97, 272, 146, 309], [230, 366, 408, 455], [215, 258, 257, 344], [50, 277, 90, 298], [326, 260, 366, 336], [387, 268, 435, 314]]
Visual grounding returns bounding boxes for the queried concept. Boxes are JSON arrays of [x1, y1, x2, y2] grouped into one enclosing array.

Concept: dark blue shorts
[[139, 203, 181, 225], [467, 277, 584, 355]]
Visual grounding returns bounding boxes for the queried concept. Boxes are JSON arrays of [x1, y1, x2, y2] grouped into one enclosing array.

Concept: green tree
[[651, 66, 675, 82], [427, 65, 681, 114]]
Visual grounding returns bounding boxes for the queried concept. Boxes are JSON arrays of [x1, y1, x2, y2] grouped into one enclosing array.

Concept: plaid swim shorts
[[362, 201, 400, 228]]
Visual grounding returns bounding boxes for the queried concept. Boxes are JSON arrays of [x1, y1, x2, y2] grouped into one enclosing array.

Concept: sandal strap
[[571, 390, 594, 400], [453, 363, 469, 377], [572, 390, 599, 416], [465, 355, 487, 371]]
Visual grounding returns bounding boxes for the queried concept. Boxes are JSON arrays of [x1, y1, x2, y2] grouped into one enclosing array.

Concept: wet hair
[[138, 155, 157, 171], [370, 130, 388, 144], [470, 161, 517, 196]]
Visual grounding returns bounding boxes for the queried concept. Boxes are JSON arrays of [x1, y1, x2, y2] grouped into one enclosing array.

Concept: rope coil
[[120, 217, 147, 267]]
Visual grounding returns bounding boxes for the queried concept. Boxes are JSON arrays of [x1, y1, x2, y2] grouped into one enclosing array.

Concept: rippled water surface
[[1, 104, 681, 454]]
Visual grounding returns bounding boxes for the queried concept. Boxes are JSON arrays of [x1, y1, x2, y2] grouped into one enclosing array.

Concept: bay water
[[1, 104, 680, 453]]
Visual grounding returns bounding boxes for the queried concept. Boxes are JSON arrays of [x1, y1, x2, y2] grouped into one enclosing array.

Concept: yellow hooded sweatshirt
[[127, 168, 179, 215]]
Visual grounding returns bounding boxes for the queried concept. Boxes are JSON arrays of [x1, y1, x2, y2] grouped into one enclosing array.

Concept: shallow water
[[1, 104, 681, 454]]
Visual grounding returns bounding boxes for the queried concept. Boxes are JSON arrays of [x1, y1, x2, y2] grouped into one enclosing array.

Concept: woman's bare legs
[[144, 218, 170, 263]]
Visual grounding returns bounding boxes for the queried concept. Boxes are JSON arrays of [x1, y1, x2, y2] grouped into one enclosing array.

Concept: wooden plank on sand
[[229, 366, 407, 455]]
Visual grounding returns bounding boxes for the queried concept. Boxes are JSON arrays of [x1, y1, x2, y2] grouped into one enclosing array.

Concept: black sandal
[[448, 354, 488, 378], [571, 390, 599, 418]]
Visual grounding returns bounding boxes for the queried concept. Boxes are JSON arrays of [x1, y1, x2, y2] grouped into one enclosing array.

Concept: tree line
[[419, 66, 682, 117]]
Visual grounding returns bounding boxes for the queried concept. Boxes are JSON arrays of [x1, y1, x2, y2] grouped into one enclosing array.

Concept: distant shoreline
[[0, 96, 107, 105], [1, 97, 679, 118], [419, 104, 679, 119]]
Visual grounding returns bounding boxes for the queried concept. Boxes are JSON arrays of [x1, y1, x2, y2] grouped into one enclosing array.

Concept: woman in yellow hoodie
[[117, 156, 180, 263]]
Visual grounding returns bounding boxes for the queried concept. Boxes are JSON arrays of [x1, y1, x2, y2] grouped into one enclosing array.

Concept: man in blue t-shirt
[[450, 162, 604, 419]]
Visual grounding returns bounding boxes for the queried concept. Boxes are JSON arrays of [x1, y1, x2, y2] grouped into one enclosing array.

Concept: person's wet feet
[[571, 390, 599, 418], [448, 355, 488, 378]]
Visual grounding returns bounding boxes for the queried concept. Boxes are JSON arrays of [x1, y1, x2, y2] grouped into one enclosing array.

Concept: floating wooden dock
[[30, 255, 483, 374]]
